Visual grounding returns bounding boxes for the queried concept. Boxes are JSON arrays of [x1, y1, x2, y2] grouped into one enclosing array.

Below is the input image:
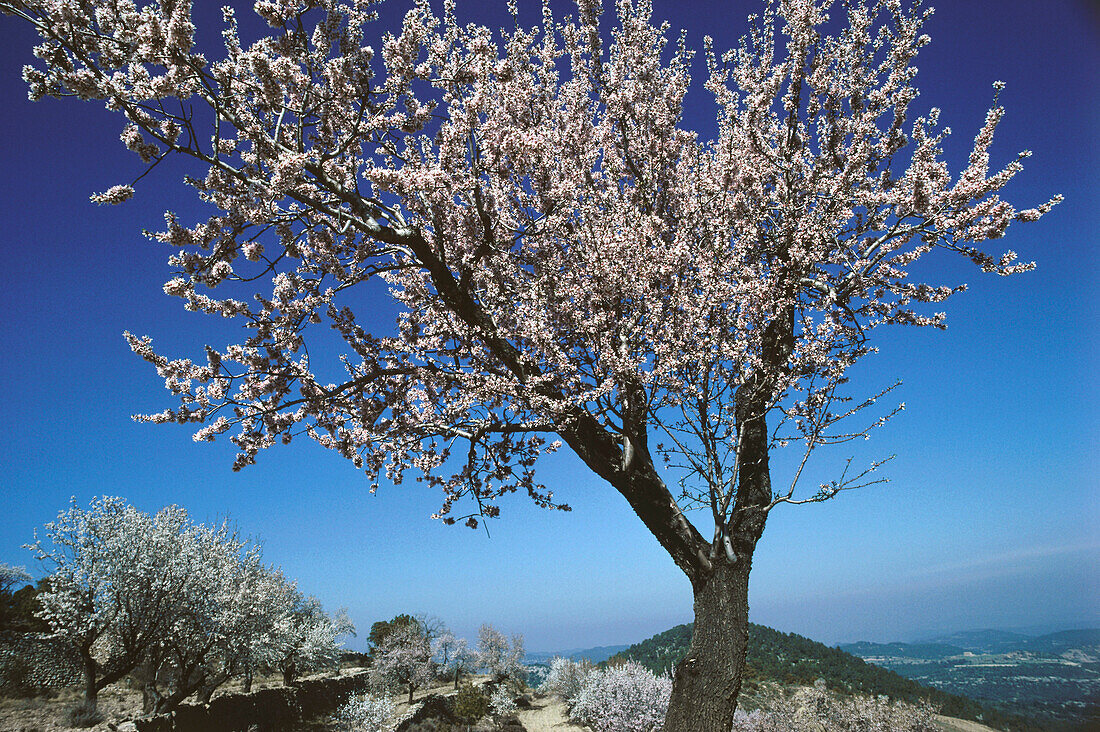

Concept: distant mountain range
[[841, 629, 1100, 659], [840, 628, 1100, 731], [525, 644, 630, 665], [912, 628, 1100, 655]]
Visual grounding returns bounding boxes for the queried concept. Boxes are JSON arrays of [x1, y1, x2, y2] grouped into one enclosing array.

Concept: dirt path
[[514, 695, 586, 732], [934, 715, 1000, 732]]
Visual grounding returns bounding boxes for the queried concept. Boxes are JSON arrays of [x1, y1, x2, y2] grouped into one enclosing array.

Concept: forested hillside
[[607, 623, 1037, 731]]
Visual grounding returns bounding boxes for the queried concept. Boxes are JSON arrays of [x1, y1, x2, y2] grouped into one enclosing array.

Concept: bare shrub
[[64, 700, 104, 728]]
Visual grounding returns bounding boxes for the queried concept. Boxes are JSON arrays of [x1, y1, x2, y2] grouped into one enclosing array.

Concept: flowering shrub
[[730, 684, 940, 731], [489, 684, 518, 717], [538, 657, 595, 708], [569, 661, 671, 732], [334, 692, 396, 732]]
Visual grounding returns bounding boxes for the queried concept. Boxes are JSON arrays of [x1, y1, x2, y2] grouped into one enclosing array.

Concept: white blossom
[[569, 661, 672, 732]]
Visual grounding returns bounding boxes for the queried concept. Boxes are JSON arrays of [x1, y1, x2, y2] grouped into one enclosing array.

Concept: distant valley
[[533, 625, 1099, 731], [840, 629, 1100, 730]]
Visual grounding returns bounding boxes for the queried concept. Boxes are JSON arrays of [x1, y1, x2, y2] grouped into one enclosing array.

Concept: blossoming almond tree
[[477, 624, 526, 688], [28, 498, 204, 709], [433, 629, 475, 689], [0, 562, 32, 630], [138, 527, 293, 712], [134, 518, 254, 713], [264, 593, 353, 684], [368, 620, 434, 703], [1, 0, 1058, 728]]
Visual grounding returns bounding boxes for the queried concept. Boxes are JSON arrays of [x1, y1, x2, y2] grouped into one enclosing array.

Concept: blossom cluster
[[334, 692, 397, 732], [2, 0, 1059, 541], [568, 660, 672, 732], [730, 682, 939, 731]]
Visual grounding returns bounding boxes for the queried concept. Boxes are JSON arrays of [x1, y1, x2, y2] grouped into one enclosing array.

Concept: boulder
[[395, 693, 459, 731], [497, 714, 527, 731]]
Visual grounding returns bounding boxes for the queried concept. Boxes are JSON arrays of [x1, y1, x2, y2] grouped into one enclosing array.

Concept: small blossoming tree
[[26, 497, 350, 711], [0, 563, 32, 630], [134, 520, 265, 713], [265, 594, 354, 684], [433, 629, 475, 689], [1, 0, 1059, 728], [27, 497, 201, 710], [0, 563, 31, 599], [476, 624, 526, 688], [368, 621, 434, 703], [539, 656, 595, 709]]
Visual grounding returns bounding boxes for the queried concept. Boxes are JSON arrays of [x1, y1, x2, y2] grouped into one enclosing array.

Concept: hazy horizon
[[523, 621, 1100, 656]]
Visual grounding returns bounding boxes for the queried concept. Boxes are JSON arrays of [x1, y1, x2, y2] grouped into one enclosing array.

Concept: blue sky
[[0, 0, 1096, 652]]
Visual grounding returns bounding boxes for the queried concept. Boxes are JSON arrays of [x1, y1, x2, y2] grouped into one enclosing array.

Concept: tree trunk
[[196, 681, 216, 704], [243, 667, 253, 693], [133, 657, 162, 714], [663, 562, 752, 731], [663, 310, 781, 732], [80, 647, 98, 709], [408, 682, 415, 704], [141, 682, 163, 714]]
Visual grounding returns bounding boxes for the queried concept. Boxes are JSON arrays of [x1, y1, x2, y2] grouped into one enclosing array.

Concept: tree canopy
[[0, 0, 1058, 726]]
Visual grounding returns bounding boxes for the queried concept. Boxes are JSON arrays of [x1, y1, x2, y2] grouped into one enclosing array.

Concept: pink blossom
[[89, 184, 134, 205]]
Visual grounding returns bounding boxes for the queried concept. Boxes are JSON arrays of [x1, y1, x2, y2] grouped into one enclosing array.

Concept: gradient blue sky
[[0, 0, 1096, 653]]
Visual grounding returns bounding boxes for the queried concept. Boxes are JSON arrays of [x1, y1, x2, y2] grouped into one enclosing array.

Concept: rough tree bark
[[664, 562, 754, 732], [79, 647, 98, 709]]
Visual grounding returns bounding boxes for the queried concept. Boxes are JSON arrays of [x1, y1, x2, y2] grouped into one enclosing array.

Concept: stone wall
[[0, 631, 83, 692], [133, 669, 371, 732]]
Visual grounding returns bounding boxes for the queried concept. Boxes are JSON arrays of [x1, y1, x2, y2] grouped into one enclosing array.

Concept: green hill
[[607, 622, 1038, 731], [1025, 628, 1100, 655]]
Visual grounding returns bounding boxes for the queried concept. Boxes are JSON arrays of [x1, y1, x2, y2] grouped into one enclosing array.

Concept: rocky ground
[[933, 716, 1000, 732], [0, 675, 1000, 732], [0, 669, 344, 732]]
